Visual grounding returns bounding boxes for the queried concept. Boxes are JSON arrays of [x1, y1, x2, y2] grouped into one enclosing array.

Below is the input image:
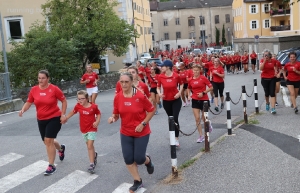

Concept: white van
[[206, 47, 214, 52]]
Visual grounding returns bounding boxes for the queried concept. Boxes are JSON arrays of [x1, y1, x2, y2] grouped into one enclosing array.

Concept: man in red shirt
[[250, 50, 257, 73]]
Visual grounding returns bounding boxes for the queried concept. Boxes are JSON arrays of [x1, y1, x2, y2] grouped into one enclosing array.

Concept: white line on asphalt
[[112, 183, 146, 193], [39, 170, 98, 193], [0, 160, 48, 193], [0, 111, 18, 117], [281, 86, 291, 107], [0, 153, 24, 167]]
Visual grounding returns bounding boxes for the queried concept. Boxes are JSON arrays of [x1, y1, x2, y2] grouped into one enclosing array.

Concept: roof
[[157, 0, 233, 11], [244, 0, 270, 2], [150, 1, 158, 11]]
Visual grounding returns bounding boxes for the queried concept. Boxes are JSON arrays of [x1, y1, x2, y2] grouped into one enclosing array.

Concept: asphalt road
[[0, 71, 265, 193]]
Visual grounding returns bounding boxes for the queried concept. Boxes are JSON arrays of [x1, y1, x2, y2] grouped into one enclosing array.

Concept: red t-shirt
[[115, 81, 150, 97], [115, 81, 122, 94], [145, 67, 151, 78], [81, 72, 99, 88], [157, 73, 183, 101], [210, 66, 224, 83], [178, 70, 188, 83], [226, 56, 233, 65], [148, 74, 158, 88], [250, 53, 257, 59], [188, 75, 212, 100], [274, 59, 281, 74], [260, 59, 276, 78], [27, 84, 66, 120], [241, 55, 249, 64], [138, 66, 145, 80], [284, 62, 300, 81], [113, 90, 155, 137], [73, 103, 101, 133]]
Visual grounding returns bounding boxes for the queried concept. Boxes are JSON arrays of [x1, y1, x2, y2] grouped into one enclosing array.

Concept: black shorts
[[150, 87, 157, 94], [192, 99, 210, 110], [276, 78, 281, 82], [286, 80, 300, 88], [183, 83, 188, 89], [37, 116, 62, 141], [251, 59, 256, 65]]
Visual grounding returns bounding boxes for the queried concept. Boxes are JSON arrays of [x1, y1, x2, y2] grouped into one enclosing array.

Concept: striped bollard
[[242, 86, 248, 124], [203, 101, 210, 152], [226, 92, 232, 135], [254, 79, 259, 113], [168, 116, 178, 177]]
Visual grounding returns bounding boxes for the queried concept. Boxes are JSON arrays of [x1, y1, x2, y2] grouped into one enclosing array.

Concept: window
[[150, 13, 152, 17], [148, 27, 151, 34], [133, 3, 136, 10], [264, 19, 270, 28], [4, 17, 24, 41], [164, 33, 169, 40], [200, 16, 205, 25], [163, 19, 168, 26], [152, 34, 155, 41], [140, 26, 143, 34], [200, 30, 206, 38], [144, 27, 147, 34], [225, 14, 230, 23], [215, 15, 219, 24], [175, 18, 180, 25], [188, 18, 195, 26], [176, 32, 181, 39], [189, 32, 195, 39], [264, 4, 270, 12], [250, 20, 259, 29], [250, 5, 257, 14], [151, 22, 153, 28]]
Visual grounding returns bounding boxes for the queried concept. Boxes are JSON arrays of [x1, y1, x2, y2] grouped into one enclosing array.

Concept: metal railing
[[270, 25, 291, 31], [0, 72, 10, 101]]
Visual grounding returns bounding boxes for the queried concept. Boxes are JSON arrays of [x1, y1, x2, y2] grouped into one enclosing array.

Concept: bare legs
[[44, 138, 61, 165]]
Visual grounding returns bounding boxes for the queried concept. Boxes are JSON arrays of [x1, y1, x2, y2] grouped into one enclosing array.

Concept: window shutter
[[256, 5, 258, 13], [250, 21, 253, 29], [262, 4, 265, 13], [249, 5, 252, 13], [256, 20, 259, 29]]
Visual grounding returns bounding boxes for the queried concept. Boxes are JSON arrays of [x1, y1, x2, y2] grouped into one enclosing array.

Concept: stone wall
[[13, 73, 120, 102]]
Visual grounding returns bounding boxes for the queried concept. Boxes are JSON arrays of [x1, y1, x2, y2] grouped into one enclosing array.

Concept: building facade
[[150, 0, 234, 51]]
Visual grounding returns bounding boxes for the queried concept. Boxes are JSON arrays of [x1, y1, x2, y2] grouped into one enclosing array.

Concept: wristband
[[142, 122, 147, 127]]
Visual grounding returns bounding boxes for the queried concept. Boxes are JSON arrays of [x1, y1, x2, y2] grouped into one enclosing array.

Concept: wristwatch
[[142, 122, 147, 127]]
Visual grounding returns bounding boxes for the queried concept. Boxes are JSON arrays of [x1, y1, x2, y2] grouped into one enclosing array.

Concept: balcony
[[270, 25, 290, 31], [270, 9, 290, 16]]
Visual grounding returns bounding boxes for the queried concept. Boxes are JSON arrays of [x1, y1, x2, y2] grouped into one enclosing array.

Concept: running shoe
[[221, 103, 224, 109], [94, 152, 98, 166], [129, 179, 143, 193], [175, 139, 180, 147], [209, 120, 213, 133], [294, 107, 298, 114], [196, 136, 205, 143], [215, 106, 219, 112], [158, 102, 162, 108], [154, 110, 158, 115], [210, 97, 214, 103], [44, 164, 56, 175], [271, 108, 276, 114], [187, 100, 191, 106], [275, 102, 278, 106], [183, 103, 187, 107], [88, 163, 95, 174], [58, 144, 65, 161], [145, 154, 154, 174], [266, 103, 270, 111]]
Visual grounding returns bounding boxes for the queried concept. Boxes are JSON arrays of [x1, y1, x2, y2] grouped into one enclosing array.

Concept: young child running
[[64, 90, 101, 174]]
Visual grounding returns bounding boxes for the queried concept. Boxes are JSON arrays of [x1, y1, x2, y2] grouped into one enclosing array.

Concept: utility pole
[[0, 12, 12, 101]]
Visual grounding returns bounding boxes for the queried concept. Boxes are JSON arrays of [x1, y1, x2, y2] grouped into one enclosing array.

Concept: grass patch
[[179, 158, 197, 170], [200, 148, 205, 152], [235, 119, 244, 125], [248, 119, 259, 124]]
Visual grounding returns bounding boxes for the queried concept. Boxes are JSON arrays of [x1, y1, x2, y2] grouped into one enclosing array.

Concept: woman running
[[250, 50, 257, 73], [148, 66, 162, 114], [157, 60, 183, 147], [178, 62, 190, 106], [136, 61, 146, 83], [241, 51, 249, 73], [19, 70, 67, 175], [283, 51, 300, 113], [272, 54, 282, 106], [80, 64, 99, 104], [210, 58, 225, 112], [260, 50, 277, 114], [108, 72, 155, 193], [188, 65, 213, 143]]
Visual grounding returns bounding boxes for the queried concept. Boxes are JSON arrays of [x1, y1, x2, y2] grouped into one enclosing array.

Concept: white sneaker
[[183, 103, 186, 107], [175, 139, 180, 147]]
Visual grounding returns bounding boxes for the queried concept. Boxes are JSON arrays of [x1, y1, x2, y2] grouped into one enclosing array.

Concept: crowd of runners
[[17, 46, 300, 193]]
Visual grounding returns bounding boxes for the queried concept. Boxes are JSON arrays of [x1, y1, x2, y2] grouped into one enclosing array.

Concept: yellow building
[[232, 0, 300, 38]]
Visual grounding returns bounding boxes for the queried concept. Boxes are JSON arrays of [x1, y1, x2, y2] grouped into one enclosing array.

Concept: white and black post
[[168, 116, 178, 177], [203, 101, 210, 152], [242, 86, 248, 124], [254, 78, 259, 113], [226, 92, 232, 135]]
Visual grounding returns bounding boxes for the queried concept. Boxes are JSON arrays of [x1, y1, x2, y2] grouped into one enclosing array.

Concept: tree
[[222, 24, 226, 45], [42, 0, 138, 69], [1, 24, 82, 88], [215, 27, 220, 46]]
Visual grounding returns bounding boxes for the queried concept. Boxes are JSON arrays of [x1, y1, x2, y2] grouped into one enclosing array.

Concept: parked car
[[145, 58, 163, 66], [139, 52, 152, 64], [192, 49, 202, 55]]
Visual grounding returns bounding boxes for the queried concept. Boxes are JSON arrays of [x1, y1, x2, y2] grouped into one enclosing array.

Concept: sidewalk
[[153, 87, 300, 193]]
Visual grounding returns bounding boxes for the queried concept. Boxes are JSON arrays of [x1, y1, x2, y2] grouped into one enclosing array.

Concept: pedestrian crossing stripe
[[112, 183, 146, 193], [39, 170, 98, 193], [0, 153, 24, 167], [0, 160, 48, 193]]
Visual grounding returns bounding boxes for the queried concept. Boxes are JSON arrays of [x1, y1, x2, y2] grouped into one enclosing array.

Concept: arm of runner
[[93, 113, 101, 128], [19, 102, 32, 117], [156, 87, 164, 98], [175, 84, 184, 99], [64, 110, 75, 124], [108, 114, 119, 123], [60, 99, 67, 123]]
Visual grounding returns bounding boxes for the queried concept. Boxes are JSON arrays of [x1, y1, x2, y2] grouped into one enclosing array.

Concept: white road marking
[[0, 160, 48, 193], [112, 183, 146, 193], [39, 170, 98, 193], [281, 86, 291, 107], [0, 153, 24, 167]]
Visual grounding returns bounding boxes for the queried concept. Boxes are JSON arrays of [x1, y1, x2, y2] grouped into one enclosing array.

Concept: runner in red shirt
[[283, 51, 300, 113], [187, 65, 213, 143], [157, 60, 183, 147], [127, 66, 151, 99], [259, 50, 277, 114], [272, 54, 282, 106], [178, 62, 189, 106], [144, 62, 152, 84], [226, 54, 233, 74], [136, 61, 146, 83], [241, 51, 249, 73], [250, 50, 257, 73], [80, 64, 99, 104], [210, 58, 225, 112], [19, 70, 67, 175], [108, 72, 155, 192], [64, 90, 101, 173], [148, 66, 162, 114]]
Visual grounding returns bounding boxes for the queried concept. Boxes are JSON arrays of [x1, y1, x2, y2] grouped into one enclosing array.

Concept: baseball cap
[[160, 60, 173, 68]]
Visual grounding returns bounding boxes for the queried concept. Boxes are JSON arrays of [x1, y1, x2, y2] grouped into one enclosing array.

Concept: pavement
[[152, 86, 300, 193]]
